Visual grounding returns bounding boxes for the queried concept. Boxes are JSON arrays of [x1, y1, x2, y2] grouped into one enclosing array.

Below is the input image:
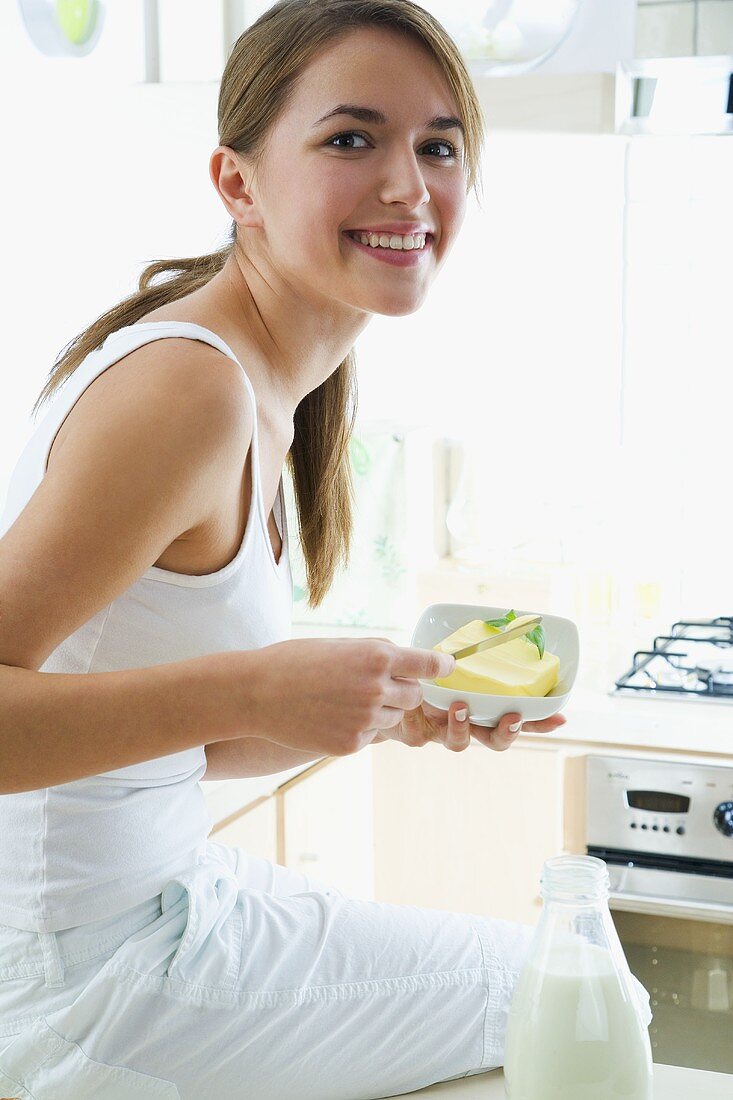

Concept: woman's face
[[242, 25, 469, 318]]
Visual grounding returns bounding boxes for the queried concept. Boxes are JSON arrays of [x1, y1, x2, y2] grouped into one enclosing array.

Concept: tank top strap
[[103, 322, 286, 573], [106, 321, 265, 503]]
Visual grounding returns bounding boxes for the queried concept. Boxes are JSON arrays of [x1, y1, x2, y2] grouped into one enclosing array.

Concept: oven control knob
[[713, 802, 733, 837]]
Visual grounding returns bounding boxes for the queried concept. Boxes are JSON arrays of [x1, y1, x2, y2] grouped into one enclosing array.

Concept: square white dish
[[411, 603, 580, 727]]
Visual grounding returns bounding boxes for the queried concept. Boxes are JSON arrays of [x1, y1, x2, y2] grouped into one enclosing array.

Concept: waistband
[[0, 842, 239, 991], [0, 893, 164, 990]]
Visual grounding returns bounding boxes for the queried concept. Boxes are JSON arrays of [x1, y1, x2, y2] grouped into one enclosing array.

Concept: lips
[[343, 232, 432, 266], [344, 229, 434, 240]]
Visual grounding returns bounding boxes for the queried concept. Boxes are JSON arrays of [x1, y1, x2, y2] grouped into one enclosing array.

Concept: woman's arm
[[0, 653, 252, 794], [0, 344, 263, 794], [203, 736, 327, 781]]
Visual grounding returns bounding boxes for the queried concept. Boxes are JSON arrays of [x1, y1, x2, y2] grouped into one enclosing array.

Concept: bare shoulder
[[0, 337, 254, 672], [48, 335, 254, 476], [84, 335, 251, 419]]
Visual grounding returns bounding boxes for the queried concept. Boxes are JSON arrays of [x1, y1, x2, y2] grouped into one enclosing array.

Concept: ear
[[209, 145, 264, 229]]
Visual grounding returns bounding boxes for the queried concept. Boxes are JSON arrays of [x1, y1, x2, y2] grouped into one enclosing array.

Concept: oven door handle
[[609, 890, 733, 924]]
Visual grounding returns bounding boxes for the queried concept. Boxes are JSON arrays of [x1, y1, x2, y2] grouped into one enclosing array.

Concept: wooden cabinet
[[209, 753, 375, 898], [211, 795, 278, 863], [370, 739, 565, 924], [281, 752, 374, 898], [208, 740, 570, 922]]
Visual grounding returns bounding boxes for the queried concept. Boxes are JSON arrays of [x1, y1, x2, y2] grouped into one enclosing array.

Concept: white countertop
[[538, 685, 733, 759], [393, 1063, 733, 1098]]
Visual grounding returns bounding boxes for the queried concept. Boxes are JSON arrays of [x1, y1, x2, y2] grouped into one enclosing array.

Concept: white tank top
[[0, 321, 293, 932]]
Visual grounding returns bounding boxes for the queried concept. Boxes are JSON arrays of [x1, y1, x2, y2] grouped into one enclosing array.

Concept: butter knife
[[447, 615, 543, 661]]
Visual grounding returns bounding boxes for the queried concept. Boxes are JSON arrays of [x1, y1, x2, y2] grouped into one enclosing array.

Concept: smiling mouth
[[343, 229, 433, 253]]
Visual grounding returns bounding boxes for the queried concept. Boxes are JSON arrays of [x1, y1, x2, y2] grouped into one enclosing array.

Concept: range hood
[[471, 55, 733, 135], [615, 56, 733, 136]]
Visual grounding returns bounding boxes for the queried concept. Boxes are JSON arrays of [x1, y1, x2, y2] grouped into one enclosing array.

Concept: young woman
[[0, 1, 566, 1096]]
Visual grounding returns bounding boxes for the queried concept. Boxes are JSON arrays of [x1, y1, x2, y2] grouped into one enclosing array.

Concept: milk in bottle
[[504, 855, 653, 1099]]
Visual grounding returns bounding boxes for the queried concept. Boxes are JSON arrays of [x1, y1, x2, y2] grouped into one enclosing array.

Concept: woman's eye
[[328, 132, 370, 149], [422, 140, 458, 159]]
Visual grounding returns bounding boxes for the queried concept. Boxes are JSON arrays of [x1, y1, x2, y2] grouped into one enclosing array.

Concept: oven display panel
[[625, 789, 690, 814]]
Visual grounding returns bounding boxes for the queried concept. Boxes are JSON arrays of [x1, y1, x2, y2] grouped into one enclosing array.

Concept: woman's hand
[[216, 637, 564, 759], [372, 698, 567, 752], [229, 637, 456, 759]]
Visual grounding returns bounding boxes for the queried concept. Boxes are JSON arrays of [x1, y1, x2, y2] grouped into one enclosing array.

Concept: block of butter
[[432, 617, 560, 697]]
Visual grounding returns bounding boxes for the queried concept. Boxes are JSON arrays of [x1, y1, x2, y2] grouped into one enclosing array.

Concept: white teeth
[[352, 231, 427, 251]]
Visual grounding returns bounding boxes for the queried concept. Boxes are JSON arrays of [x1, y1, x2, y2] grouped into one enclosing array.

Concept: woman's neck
[[202, 253, 369, 418]]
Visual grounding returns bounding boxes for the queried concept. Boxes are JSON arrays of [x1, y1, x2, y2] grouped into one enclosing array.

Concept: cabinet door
[[211, 796, 278, 864], [282, 752, 374, 898], [371, 739, 563, 924]]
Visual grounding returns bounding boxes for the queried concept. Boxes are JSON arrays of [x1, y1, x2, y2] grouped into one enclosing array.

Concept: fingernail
[[455, 707, 468, 722], [509, 721, 522, 733]]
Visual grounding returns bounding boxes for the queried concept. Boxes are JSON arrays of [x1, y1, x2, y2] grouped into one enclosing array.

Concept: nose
[[378, 147, 431, 210]]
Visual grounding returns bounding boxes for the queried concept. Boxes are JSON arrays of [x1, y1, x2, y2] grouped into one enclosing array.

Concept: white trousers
[[0, 841, 533, 1099]]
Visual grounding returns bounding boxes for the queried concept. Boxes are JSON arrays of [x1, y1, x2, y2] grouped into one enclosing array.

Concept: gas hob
[[612, 617, 733, 703]]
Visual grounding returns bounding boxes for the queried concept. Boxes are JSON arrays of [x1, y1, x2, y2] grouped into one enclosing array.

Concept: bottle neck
[[531, 856, 631, 974], [541, 853, 610, 906]]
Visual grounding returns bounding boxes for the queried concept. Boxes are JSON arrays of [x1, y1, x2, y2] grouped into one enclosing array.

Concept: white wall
[[0, 4, 226, 492], [620, 135, 732, 620]]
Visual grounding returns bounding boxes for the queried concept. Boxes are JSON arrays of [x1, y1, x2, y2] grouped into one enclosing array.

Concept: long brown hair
[[31, 0, 485, 607]]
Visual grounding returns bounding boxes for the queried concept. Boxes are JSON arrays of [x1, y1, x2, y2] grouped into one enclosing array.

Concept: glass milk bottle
[[504, 855, 653, 1100]]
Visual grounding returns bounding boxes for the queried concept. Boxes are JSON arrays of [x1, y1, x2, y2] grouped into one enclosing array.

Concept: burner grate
[[614, 616, 733, 700]]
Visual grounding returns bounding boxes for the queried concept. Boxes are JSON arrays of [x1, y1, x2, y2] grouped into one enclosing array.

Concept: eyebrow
[[313, 104, 465, 137]]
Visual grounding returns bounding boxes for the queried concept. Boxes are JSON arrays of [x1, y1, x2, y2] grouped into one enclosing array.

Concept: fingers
[[522, 716, 566, 733], [385, 676, 424, 712], [444, 701, 471, 752], [391, 646, 456, 681], [470, 711, 566, 744], [399, 704, 435, 747], [470, 712, 524, 752], [375, 705, 405, 730], [377, 701, 435, 744]]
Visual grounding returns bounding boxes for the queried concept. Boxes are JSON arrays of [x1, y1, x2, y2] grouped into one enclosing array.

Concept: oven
[[586, 753, 733, 1073]]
